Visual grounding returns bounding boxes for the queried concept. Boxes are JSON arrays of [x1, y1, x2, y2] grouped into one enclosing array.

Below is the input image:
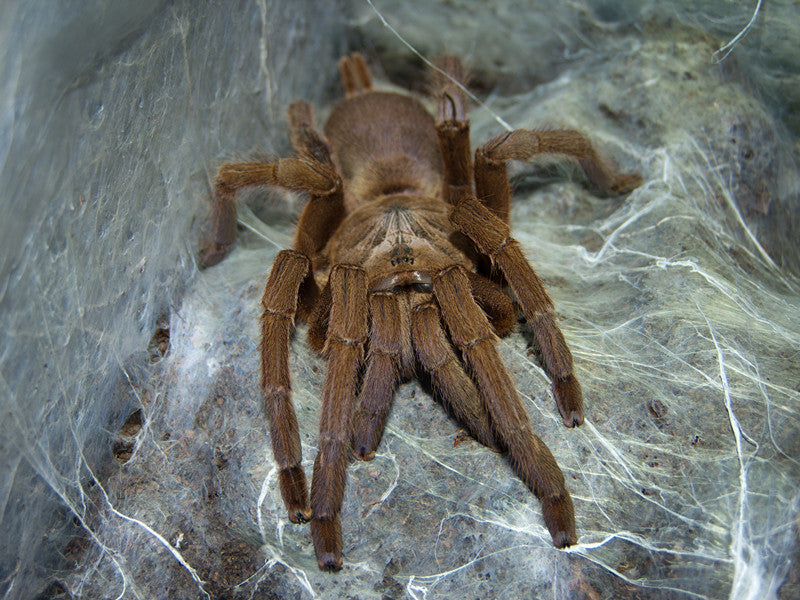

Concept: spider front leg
[[310, 265, 368, 571], [261, 250, 315, 523], [450, 197, 585, 427], [433, 265, 576, 547]]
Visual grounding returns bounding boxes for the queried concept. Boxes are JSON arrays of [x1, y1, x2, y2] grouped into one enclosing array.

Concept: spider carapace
[[201, 53, 641, 570]]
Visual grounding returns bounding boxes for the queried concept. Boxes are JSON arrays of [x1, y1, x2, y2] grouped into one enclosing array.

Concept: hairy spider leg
[[449, 197, 585, 427], [475, 129, 643, 223], [310, 265, 369, 571], [465, 270, 516, 336], [201, 102, 343, 271], [433, 265, 577, 548], [411, 300, 498, 449], [429, 57, 585, 428], [432, 56, 473, 206], [339, 52, 373, 98], [208, 105, 353, 539], [307, 279, 332, 353], [287, 101, 334, 166], [286, 112, 346, 292], [351, 291, 405, 461], [260, 250, 314, 524], [353, 277, 515, 461]]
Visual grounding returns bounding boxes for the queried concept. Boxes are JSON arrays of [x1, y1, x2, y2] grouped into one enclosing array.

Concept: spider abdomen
[[324, 92, 444, 208]]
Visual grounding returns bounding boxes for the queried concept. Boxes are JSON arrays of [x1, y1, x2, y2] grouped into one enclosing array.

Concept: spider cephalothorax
[[201, 53, 641, 570]]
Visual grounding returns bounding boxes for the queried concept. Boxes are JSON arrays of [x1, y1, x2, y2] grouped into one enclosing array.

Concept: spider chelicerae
[[201, 53, 641, 570]]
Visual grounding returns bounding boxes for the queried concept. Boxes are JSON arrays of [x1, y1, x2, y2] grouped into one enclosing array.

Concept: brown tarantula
[[201, 53, 641, 570]]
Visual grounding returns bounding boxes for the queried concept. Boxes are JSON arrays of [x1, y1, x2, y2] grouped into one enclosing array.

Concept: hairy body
[[201, 53, 641, 570]]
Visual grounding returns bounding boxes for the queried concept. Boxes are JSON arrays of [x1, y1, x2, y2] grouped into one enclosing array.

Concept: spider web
[[1, 1, 799, 599]]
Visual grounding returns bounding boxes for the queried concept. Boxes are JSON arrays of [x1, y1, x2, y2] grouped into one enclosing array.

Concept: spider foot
[[352, 399, 392, 461], [352, 427, 379, 461], [289, 506, 313, 524], [541, 493, 578, 549], [453, 429, 472, 448], [553, 376, 584, 428], [311, 516, 343, 571], [279, 467, 312, 523], [353, 446, 377, 461]]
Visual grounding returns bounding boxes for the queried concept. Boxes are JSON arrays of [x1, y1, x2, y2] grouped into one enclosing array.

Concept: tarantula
[[201, 53, 641, 570]]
